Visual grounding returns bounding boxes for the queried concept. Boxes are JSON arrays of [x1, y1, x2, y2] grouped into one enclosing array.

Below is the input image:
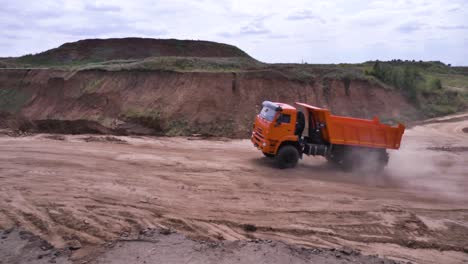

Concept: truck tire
[[341, 149, 355, 171], [326, 145, 349, 169], [326, 146, 356, 171], [263, 152, 275, 158], [375, 149, 389, 172], [275, 145, 299, 169], [327, 146, 389, 172]]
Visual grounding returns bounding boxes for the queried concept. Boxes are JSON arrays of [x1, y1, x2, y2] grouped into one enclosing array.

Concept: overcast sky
[[0, 0, 467, 65]]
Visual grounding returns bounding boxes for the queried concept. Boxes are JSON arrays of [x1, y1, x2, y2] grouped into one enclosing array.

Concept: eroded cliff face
[[0, 69, 418, 137]]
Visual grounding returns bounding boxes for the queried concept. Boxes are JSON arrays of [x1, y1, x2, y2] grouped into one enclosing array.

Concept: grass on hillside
[[82, 57, 265, 72]]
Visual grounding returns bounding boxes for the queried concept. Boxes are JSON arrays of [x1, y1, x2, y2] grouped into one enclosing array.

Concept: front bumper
[[251, 131, 275, 154]]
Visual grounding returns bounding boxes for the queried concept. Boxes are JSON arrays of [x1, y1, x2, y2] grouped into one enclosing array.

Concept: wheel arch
[[276, 140, 302, 157]]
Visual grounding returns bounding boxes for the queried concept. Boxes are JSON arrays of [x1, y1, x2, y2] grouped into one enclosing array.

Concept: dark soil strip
[[427, 146, 468, 152], [418, 115, 468, 126]]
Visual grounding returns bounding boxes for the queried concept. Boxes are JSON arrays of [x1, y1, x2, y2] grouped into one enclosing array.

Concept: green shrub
[[428, 77, 442, 90], [370, 62, 423, 104], [123, 109, 162, 131], [368, 60, 466, 116]]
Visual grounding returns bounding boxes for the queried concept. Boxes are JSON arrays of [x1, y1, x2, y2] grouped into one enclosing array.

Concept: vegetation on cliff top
[[364, 60, 467, 116]]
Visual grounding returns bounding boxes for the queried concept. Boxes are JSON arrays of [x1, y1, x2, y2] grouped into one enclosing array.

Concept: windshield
[[259, 106, 277, 121]]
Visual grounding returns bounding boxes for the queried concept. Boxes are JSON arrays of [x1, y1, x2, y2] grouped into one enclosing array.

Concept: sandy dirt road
[[0, 113, 467, 263]]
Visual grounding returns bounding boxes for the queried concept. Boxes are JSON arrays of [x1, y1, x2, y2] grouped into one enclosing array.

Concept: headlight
[[262, 142, 267, 147]]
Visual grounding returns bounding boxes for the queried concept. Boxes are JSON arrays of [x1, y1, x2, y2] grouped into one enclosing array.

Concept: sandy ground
[[0, 113, 467, 263]]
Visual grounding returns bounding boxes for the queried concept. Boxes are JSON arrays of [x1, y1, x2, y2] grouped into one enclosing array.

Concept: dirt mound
[[0, 112, 124, 136], [43, 134, 66, 141], [82, 136, 127, 144], [16, 38, 251, 65], [33, 119, 118, 135], [0, 111, 34, 133]]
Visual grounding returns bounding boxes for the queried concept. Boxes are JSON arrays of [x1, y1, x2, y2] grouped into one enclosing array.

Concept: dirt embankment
[[0, 68, 418, 137]]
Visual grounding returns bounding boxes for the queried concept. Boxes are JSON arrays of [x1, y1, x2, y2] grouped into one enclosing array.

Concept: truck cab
[[251, 101, 302, 163]]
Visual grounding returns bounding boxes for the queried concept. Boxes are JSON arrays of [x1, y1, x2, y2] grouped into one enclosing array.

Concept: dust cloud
[[385, 122, 467, 200]]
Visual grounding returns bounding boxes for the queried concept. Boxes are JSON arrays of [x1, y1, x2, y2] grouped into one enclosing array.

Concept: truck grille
[[255, 128, 264, 139]]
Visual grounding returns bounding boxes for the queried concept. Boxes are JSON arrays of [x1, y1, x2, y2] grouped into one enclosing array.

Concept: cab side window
[[278, 114, 291, 124]]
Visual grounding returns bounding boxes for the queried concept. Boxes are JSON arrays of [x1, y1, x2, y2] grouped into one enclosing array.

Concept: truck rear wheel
[[327, 146, 389, 172], [342, 149, 356, 171], [375, 149, 389, 172], [352, 148, 389, 172], [275, 145, 299, 169]]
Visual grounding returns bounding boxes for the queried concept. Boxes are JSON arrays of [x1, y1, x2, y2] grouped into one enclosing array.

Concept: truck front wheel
[[275, 145, 299, 169]]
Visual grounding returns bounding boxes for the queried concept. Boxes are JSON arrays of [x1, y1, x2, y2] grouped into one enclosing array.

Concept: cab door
[[271, 112, 295, 140]]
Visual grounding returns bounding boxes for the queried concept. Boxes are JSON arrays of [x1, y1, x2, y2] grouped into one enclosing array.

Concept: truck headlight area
[[262, 142, 267, 147]]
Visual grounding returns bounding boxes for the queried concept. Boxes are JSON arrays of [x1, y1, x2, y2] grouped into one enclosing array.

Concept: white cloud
[[0, 0, 466, 65], [287, 10, 325, 23]]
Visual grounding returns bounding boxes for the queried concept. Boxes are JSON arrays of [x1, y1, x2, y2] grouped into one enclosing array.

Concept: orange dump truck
[[251, 101, 405, 170]]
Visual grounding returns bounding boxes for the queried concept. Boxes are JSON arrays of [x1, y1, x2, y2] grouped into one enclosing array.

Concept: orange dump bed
[[296, 103, 405, 149]]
